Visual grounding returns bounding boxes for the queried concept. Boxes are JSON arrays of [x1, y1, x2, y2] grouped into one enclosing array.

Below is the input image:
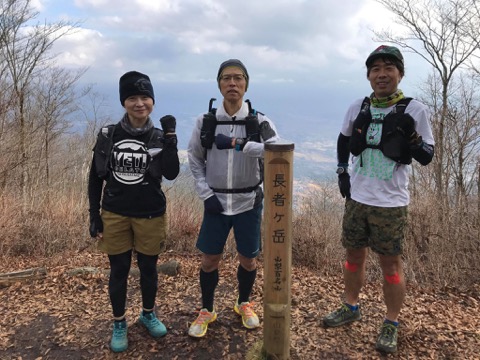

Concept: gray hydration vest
[[199, 98, 274, 195]]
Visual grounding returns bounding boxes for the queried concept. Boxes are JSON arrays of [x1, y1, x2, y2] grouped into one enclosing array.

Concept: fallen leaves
[[0, 251, 478, 359]]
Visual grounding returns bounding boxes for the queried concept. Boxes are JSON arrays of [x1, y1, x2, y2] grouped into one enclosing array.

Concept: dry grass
[[404, 195, 480, 287], [164, 172, 203, 253], [290, 181, 341, 268], [291, 184, 480, 289], [0, 187, 89, 257], [0, 171, 478, 289]]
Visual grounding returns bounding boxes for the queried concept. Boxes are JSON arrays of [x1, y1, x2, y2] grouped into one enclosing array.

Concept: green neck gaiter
[[370, 89, 405, 108]]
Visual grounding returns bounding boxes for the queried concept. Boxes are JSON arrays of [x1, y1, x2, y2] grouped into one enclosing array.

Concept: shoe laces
[[113, 325, 127, 338], [238, 302, 255, 317], [143, 313, 159, 326], [381, 324, 396, 340], [194, 309, 213, 325], [335, 304, 351, 316]]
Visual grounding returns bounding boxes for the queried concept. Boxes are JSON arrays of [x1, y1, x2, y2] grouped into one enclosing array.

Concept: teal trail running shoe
[[110, 320, 128, 353], [139, 312, 167, 338]]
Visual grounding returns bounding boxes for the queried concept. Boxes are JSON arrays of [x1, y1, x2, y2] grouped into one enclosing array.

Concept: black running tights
[[108, 250, 159, 318]]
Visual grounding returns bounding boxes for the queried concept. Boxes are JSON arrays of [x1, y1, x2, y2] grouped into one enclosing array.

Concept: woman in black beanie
[[87, 71, 180, 353]]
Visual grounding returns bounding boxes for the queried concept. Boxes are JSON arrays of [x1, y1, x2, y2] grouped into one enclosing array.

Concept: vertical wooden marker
[[263, 141, 294, 360]]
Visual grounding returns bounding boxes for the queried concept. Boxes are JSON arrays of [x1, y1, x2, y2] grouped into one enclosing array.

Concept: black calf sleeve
[[200, 268, 219, 312], [237, 265, 257, 304]]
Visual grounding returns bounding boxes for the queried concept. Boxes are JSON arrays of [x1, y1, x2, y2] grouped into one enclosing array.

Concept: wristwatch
[[234, 138, 245, 151], [336, 167, 348, 175]]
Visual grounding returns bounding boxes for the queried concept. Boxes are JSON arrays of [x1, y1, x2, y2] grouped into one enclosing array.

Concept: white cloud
[[74, 0, 111, 8], [31, 0, 44, 11], [52, 28, 110, 68], [36, 0, 432, 145], [42, 0, 416, 85], [49, 0, 377, 80]]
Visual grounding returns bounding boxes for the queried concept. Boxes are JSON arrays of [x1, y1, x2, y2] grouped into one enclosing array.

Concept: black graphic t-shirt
[[111, 139, 150, 185], [101, 125, 166, 218]]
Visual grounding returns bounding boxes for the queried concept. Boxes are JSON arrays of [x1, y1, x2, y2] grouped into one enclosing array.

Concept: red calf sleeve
[[385, 272, 401, 284], [344, 260, 358, 272]]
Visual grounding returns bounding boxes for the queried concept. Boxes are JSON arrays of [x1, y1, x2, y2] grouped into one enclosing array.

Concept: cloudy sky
[[32, 0, 432, 177]]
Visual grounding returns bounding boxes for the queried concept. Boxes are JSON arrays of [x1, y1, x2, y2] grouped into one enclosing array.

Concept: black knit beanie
[[217, 59, 249, 90], [119, 71, 155, 105]]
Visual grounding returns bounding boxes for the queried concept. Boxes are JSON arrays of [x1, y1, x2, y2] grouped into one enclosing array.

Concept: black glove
[[215, 134, 233, 150], [396, 114, 422, 148], [204, 195, 224, 214], [160, 115, 177, 147], [259, 120, 276, 141], [160, 115, 176, 133], [89, 211, 103, 238], [395, 113, 415, 136], [338, 173, 351, 199]]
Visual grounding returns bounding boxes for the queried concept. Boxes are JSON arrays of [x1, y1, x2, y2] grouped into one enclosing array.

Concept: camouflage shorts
[[341, 199, 408, 256]]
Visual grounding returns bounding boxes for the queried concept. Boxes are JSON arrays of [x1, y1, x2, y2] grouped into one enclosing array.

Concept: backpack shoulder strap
[[394, 97, 413, 114], [101, 124, 116, 137], [93, 124, 116, 178], [147, 127, 164, 148], [361, 96, 371, 111], [96, 124, 116, 148]]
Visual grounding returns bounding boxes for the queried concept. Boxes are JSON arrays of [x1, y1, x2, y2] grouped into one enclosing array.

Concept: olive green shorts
[[341, 199, 407, 256], [98, 210, 167, 256]]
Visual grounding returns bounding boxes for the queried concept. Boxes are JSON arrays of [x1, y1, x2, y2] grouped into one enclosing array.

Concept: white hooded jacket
[[187, 101, 280, 215]]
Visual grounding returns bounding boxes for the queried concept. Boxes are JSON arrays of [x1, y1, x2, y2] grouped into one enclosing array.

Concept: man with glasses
[[187, 59, 280, 337]]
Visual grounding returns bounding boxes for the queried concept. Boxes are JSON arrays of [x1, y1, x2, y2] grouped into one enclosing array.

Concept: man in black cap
[[322, 45, 435, 354], [88, 70, 180, 352], [187, 59, 280, 337]]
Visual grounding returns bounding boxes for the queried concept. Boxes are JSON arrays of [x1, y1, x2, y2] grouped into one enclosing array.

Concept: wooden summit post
[[263, 141, 294, 360]]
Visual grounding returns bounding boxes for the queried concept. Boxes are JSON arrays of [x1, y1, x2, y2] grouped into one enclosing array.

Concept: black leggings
[[108, 250, 159, 318]]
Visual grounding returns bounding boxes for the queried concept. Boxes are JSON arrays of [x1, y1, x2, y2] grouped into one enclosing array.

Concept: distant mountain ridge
[[173, 109, 338, 183]]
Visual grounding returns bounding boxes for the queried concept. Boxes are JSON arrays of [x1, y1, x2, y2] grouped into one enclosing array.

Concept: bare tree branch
[[0, 0, 81, 208], [374, 0, 480, 200]]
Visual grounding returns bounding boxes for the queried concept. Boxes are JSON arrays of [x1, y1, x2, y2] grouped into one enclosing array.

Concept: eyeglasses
[[220, 74, 246, 83]]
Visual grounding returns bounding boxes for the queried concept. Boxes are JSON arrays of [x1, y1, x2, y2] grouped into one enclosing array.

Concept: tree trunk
[[0, 267, 47, 287], [0, 260, 181, 288]]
